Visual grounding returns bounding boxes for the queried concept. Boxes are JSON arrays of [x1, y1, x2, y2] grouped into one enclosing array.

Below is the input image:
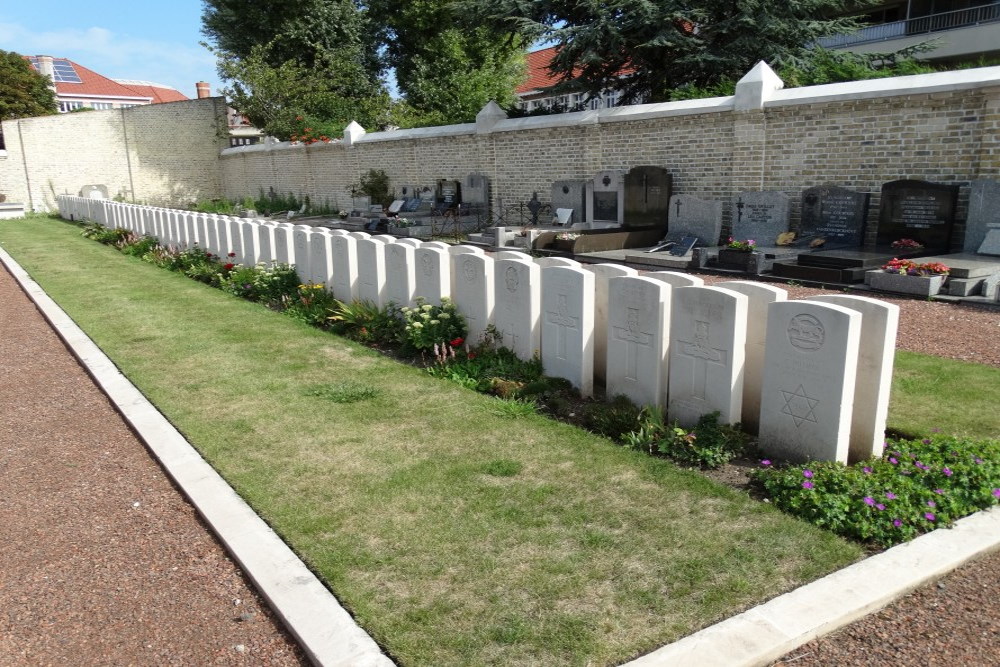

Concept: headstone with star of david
[[758, 300, 862, 464], [493, 257, 540, 361], [606, 276, 671, 409], [667, 286, 748, 427]]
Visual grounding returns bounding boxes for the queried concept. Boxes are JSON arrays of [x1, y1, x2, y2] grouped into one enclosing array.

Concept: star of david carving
[[780, 384, 819, 427]]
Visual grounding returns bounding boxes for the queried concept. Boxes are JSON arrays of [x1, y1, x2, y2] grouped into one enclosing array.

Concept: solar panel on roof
[[26, 57, 82, 83]]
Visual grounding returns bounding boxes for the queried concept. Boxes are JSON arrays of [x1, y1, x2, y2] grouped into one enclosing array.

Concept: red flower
[[467, 352, 476, 360], [206, 252, 213, 258], [450, 337, 464, 347], [223, 263, 235, 271], [227, 252, 236, 258]]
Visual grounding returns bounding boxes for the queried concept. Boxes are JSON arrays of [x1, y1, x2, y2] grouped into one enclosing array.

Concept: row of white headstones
[[58, 195, 900, 466]]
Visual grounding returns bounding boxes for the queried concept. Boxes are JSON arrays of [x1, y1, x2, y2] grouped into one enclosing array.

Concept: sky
[[0, 0, 221, 99]]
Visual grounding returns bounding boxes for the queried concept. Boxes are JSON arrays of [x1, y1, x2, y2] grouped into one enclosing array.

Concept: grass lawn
[[0, 216, 907, 665]]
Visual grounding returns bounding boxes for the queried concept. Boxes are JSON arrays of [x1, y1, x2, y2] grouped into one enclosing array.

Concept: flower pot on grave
[[866, 270, 945, 296], [554, 238, 577, 252], [717, 248, 756, 269]]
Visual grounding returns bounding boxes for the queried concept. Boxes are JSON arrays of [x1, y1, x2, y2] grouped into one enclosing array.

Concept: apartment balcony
[[818, 3, 1000, 61]]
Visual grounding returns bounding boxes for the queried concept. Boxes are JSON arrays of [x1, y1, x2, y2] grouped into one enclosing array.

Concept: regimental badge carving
[[505, 266, 519, 292], [421, 253, 433, 276], [462, 258, 475, 282], [787, 314, 825, 351], [780, 384, 819, 427]]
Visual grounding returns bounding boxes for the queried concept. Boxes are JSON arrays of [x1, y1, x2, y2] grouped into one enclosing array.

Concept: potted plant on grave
[[867, 258, 950, 296], [717, 237, 758, 268], [890, 238, 924, 251], [554, 231, 581, 252]]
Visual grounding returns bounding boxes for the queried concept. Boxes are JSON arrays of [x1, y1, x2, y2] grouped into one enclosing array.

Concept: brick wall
[[0, 98, 227, 211]]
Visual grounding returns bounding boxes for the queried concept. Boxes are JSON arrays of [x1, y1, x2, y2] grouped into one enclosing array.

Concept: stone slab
[[413, 246, 451, 305], [962, 179, 999, 254], [606, 276, 670, 409], [451, 253, 494, 345], [876, 179, 958, 253], [668, 286, 748, 427], [589, 264, 639, 383], [551, 180, 588, 225], [541, 266, 595, 397], [356, 238, 387, 307], [384, 242, 416, 308], [799, 185, 870, 247], [732, 191, 791, 245], [494, 258, 541, 361], [666, 194, 722, 246], [759, 300, 861, 464], [624, 166, 671, 228]]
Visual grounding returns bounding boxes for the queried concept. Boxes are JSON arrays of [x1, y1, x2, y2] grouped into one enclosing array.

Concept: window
[[58, 101, 83, 112], [604, 90, 621, 108], [120, 104, 140, 109], [229, 136, 261, 147], [91, 102, 113, 110]]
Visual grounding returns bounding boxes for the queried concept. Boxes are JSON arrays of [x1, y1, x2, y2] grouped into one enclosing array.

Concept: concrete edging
[[624, 502, 1000, 666], [0, 246, 393, 667]]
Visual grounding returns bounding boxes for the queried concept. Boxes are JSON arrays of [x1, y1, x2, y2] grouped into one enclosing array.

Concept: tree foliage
[[468, 0, 875, 104], [0, 50, 58, 121]]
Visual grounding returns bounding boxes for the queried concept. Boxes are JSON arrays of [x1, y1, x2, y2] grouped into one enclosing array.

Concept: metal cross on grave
[[545, 293, 578, 360], [675, 197, 682, 219], [677, 320, 727, 401], [611, 306, 651, 381]]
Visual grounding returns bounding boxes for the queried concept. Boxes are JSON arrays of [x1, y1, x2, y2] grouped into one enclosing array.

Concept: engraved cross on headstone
[[612, 306, 651, 381], [677, 320, 726, 400], [546, 293, 578, 360]]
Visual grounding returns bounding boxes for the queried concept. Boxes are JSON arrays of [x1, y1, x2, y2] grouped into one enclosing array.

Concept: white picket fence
[[57, 195, 899, 465]]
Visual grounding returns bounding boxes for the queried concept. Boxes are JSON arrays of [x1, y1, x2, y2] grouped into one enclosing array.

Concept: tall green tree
[[202, 0, 388, 138], [374, 0, 528, 123], [469, 0, 873, 104], [0, 50, 58, 121]]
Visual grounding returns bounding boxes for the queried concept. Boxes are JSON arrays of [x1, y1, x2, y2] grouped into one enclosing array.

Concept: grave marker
[[385, 242, 417, 308], [551, 180, 588, 225], [330, 234, 359, 301], [606, 276, 670, 409], [414, 246, 451, 305], [309, 230, 334, 288], [586, 170, 626, 227], [646, 271, 704, 289], [356, 238, 387, 307], [588, 263, 639, 383], [494, 258, 541, 360], [799, 185, 870, 247], [541, 266, 595, 397], [732, 191, 791, 245], [666, 194, 723, 246], [451, 253, 494, 344], [624, 166, 671, 228], [876, 179, 958, 253]]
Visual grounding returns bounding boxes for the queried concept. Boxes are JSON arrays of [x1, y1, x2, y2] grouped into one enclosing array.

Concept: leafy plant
[[282, 282, 339, 327], [351, 168, 391, 207], [622, 410, 749, 468], [427, 346, 544, 393], [400, 297, 466, 351], [328, 299, 403, 344], [81, 223, 129, 245], [489, 397, 537, 418], [583, 395, 642, 440], [305, 381, 381, 403], [725, 237, 756, 251], [753, 434, 1000, 547]]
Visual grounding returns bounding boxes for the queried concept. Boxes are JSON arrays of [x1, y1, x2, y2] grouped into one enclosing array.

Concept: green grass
[[0, 217, 869, 665], [305, 381, 382, 403], [889, 350, 1000, 439]]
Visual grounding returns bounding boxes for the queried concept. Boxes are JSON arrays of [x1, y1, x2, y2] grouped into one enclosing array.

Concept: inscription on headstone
[[799, 185, 870, 247], [876, 180, 958, 252], [624, 166, 672, 228], [667, 195, 723, 246], [732, 191, 791, 245], [586, 170, 626, 227], [551, 180, 588, 225]]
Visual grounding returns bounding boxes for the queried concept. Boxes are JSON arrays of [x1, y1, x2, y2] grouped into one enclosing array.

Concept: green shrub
[[753, 434, 1000, 546], [81, 223, 128, 245], [583, 395, 642, 440], [426, 346, 544, 393], [328, 299, 403, 345], [282, 283, 340, 327], [400, 297, 466, 351], [119, 235, 159, 257], [622, 410, 748, 468]]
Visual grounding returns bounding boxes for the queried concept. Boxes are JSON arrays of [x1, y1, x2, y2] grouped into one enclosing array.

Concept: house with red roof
[[25, 55, 189, 112], [515, 46, 625, 113]]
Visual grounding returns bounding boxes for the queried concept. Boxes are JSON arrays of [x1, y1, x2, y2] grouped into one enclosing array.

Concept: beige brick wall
[[0, 98, 227, 211]]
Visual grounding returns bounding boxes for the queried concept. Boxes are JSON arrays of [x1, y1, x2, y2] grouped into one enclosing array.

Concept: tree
[[202, 0, 388, 138], [468, 0, 873, 104], [374, 0, 528, 123], [0, 50, 58, 121]]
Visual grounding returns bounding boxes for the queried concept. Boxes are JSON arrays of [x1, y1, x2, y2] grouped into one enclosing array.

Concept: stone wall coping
[[358, 123, 477, 143]]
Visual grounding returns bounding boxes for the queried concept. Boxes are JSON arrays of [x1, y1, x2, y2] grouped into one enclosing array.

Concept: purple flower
[[885, 492, 897, 500], [889, 457, 899, 465], [942, 467, 953, 477], [922, 438, 931, 445], [802, 481, 814, 490], [934, 489, 944, 494], [863, 496, 875, 506], [803, 469, 814, 478], [924, 512, 936, 522], [975, 458, 984, 465], [993, 488, 1000, 499], [876, 503, 886, 511], [893, 519, 902, 527], [863, 466, 873, 474], [927, 500, 936, 508], [760, 459, 772, 467]]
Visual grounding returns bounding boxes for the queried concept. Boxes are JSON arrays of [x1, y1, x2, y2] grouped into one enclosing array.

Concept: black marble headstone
[[876, 180, 958, 252], [436, 180, 461, 208], [800, 185, 870, 247], [624, 166, 671, 228]]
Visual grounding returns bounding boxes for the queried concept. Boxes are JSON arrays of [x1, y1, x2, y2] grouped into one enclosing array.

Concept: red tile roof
[[117, 82, 189, 104], [25, 56, 187, 103], [517, 46, 565, 94]]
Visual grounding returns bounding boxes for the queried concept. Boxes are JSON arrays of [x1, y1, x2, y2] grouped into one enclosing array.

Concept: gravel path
[[2, 256, 997, 665], [0, 266, 305, 665]]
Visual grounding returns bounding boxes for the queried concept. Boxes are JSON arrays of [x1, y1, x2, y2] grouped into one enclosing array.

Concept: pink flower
[[924, 512, 936, 522], [802, 469, 814, 479], [863, 496, 875, 506], [992, 488, 1000, 499], [942, 467, 953, 477], [893, 519, 902, 527], [760, 459, 772, 467], [862, 466, 873, 474], [802, 481, 814, 490]]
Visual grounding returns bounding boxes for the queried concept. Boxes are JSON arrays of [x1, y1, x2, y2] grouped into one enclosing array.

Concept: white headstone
[[226, 218, 242, 259], [588, 263, 639, 383], [536, 257, 581, 269], [422, 241, 450, 250], [448, 245, 485, 256], [309, 230, 334, 288], [373, 234, 397, 244], [385, 242, 416, 308], [293, 225, 312, 279], [414, 246, 451, 305], [759, 300, 861, 464], [238, 220, 258, 265], [806, 294, 898, 463], [273, 223, 294, 265], [668, 286, 748, 427], [494, 258, 541, 361], [396, 238, 423, 248], [541, 266, 595, 397], [256, 223, 275, 264], [206, 214, 222, 255], [646, 271, 705, 289], [717, 281, 788, 435], [330, 234, 359, 301], [451, 253, 495, 344], [356, 238, 387, 307], [494, 251, 528, 261], [327, 229, 349, 236], [606, 276, 671, 409], [348, 231, 371, 240]]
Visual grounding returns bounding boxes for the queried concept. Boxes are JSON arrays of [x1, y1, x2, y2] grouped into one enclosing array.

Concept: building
[[818, 0, 1000, 63], [514, 47, 625, 113], [25, 55, 188, 112]]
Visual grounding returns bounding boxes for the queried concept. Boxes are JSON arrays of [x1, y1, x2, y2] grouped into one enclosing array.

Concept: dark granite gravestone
[[398, 184, 419, 199], [586, 170, 626, 227], [551, 180, 587, 225], [464, 173, 490, 206], [799, 185, 870, 248], [402, 198, 421, 213], [436, 180, 461, 209], [731, 191, 791, 245], [624, 166, 671, 228], [667, 194, 723, 246], [876, 179, 958, 253]]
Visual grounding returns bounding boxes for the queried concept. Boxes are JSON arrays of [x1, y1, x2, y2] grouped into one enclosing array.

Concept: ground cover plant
[[0, 215, 867, 665]]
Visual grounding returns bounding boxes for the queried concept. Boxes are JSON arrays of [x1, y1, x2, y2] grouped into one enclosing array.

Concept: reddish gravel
[[0, 266, 305, 665]]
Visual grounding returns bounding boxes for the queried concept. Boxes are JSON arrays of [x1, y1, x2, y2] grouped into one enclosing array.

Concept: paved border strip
[[625, 498, 1000, 666], [0, 246, 393, 667]]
